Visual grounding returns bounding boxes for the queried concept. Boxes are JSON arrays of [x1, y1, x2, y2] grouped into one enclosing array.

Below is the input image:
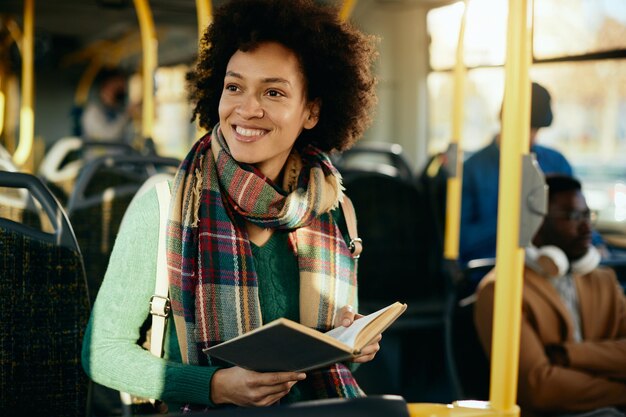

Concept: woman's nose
[[236, 94, 264, 119]]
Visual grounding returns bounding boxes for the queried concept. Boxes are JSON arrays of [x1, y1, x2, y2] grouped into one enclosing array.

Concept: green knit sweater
[[81, 184, 351, 411]]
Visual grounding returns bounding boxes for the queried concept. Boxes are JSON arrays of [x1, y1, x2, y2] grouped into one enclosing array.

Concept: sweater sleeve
[[81, 185, 220, 407]]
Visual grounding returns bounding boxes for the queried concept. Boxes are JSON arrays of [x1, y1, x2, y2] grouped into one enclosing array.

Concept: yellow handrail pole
[[0, 67, 6, 137], [490, 0, 532, 412], [1, 19, 18, 143], [196, 0, 213, 42], [110, 36, 144, 67], [443, 0, 468, 260], [67, 34, 148, 108], [14, 0, 35, 171], [0, 86, 5, 138], [339, 0, 357, 22], [133, 0, 157, 143], [194, 0, 213, 140], [1, 74, 18, 153]]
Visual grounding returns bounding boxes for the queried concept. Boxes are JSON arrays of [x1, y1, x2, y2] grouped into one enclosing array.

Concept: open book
[[203, 301, 407, 372]]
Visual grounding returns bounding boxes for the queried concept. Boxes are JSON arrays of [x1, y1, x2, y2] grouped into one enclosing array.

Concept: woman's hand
[[334, 305, 382, 364], [210, 367, 306, 407]]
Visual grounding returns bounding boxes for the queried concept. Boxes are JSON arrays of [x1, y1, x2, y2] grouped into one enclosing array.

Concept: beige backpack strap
[[340, 196, 362, 259], [120, 181, 171, 411], [150, 180, 171, 358]]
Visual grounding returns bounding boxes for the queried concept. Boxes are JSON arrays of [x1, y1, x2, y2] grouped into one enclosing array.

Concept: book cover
[[203, 301, 407, 372]]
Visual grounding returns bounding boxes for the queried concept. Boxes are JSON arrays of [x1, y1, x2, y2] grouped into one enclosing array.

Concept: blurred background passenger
[[460, 82, 573, 268], [475, 175, 626, 417], [80, 67, 138, 145]]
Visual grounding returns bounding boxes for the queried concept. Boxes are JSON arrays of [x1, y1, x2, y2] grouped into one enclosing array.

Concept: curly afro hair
[[187, 0, 378, 152]]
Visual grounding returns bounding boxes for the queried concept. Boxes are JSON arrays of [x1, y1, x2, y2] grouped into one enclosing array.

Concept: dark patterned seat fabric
[[0, 172, 90, 417], [70, 192, 138, 304]]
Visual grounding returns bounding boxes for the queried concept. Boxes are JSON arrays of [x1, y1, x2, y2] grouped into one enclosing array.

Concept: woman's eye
[[225, 84, 239, 92], [266, 89, 283, 97]]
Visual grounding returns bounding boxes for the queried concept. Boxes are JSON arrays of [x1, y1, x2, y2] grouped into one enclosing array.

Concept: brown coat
[[475, 266, 626, 416]]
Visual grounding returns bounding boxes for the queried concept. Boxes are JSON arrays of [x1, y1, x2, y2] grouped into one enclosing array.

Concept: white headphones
[[525, 244, 600, 278]]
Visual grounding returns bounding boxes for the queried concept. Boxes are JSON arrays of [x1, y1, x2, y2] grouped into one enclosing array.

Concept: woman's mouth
[[233, 125, 268, 142]]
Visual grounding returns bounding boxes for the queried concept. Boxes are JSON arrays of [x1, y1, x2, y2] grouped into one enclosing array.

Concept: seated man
[[474, 175, 626, 417]]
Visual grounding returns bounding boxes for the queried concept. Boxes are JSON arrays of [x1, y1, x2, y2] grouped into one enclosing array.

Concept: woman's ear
[[304, 99, 321, 130]]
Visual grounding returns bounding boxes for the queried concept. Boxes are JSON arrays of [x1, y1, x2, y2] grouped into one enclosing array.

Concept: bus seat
[[38, 136, 84, 206], [38, 138, 144, 207], [66, 154, 180, 304], [71, 104, 84, 137], [0, 157, 27, 220], [416, 153, 449, 281], [0, 143, 13, 163], [342, 171, 459, 400], [80, 140, 141, 161], [0, 157, 54, 231], [450, 259, 495, 401], [0, 171, 90, 417], [160, 396, 410, 416], [333, 141, 415, 184], [342, 172, 428, 311]]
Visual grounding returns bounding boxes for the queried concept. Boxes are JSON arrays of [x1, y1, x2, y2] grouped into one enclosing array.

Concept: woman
[[82, 0, 379, 410]]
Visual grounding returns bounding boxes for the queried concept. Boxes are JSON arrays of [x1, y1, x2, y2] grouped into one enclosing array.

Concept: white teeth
[[235, 126, 265, 137]]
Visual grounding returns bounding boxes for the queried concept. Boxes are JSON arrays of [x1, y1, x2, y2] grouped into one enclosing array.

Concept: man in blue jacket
[[459, 82, 573, 269]]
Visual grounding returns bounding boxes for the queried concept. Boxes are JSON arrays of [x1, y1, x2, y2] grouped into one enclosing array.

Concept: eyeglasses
[[548, 209, 598, 224]]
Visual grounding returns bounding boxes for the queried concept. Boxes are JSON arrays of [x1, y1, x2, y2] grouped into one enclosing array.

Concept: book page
[[324, 304, 394, 349]]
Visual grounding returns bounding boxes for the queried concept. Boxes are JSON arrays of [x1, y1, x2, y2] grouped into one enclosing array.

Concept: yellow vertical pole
[[14, 0, 34, 171], [340, 0, 357, 22], [0, 74, 5, 137], [194, 0, 213, 140], [443, 0, 468, 260], [0, 42, 8, 138], [3, 75, 19, 153], [133, 0, 157, 142], [490, 0, 532, 412], [195, 0, 213, 42], [3, 19, 22, 150]]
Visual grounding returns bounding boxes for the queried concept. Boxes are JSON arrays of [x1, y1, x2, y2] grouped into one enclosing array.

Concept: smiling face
[[218, 41, 320, 182]]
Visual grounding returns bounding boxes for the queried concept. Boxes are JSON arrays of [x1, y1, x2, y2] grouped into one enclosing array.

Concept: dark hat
[[531, 82, 553, 128]]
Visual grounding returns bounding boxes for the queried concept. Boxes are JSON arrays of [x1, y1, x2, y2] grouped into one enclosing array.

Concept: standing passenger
[[460, 82, 573, 267], [81, 0, 380, 411]]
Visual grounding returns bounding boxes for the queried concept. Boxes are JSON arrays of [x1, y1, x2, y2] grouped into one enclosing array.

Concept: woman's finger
[[352, 334, 382, 363], [255, 372, 306, 388], [335, 305, 356, 327]]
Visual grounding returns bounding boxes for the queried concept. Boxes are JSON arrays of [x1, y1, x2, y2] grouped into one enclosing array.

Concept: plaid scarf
[[167, 125, 363, 405]]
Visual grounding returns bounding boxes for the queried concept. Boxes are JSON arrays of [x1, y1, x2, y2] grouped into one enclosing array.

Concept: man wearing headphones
[[474, 175, 626, 417]]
